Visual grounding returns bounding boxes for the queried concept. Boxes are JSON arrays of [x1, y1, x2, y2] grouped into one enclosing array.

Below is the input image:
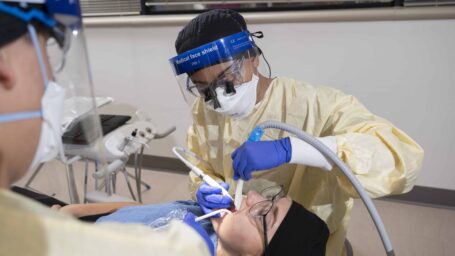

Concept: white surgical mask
[[210, 74, 259, 119], [28, 81, 66, 172]]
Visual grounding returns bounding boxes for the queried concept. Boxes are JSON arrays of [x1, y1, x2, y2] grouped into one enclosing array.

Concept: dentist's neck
[[256, 73, 273, 104]]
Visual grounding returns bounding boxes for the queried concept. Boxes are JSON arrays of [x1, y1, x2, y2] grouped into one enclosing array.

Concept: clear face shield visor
[[170, 31, 259, 109], [39, 8, 104, 150], [49, 25, 102, 139]]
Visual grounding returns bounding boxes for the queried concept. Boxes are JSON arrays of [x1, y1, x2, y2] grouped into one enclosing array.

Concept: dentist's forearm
[[289, 136, 337, 171]]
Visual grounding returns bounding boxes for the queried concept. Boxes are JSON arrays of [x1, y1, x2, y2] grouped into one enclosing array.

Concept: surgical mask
[[209, 74, 259, 119], [28, 81, 66, 172]]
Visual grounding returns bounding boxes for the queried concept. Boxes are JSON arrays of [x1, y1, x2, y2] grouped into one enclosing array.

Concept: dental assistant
[[170, 9, 424, 255], [0, 1, 212, 255]]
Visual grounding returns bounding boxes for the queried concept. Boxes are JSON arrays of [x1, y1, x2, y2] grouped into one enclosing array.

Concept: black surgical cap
[[175, 9, 248, 55], [0, 3, 47, 49], [0, 10, 28, 48], [267, 201, 330, 255]]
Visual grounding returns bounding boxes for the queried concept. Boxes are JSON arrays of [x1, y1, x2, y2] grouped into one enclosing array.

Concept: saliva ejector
[[240, 120, 395, 256]]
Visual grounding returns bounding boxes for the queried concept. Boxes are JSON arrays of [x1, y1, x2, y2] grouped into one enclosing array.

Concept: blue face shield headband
[[169, 31, 256, 76], [0, 0, 81, 124]]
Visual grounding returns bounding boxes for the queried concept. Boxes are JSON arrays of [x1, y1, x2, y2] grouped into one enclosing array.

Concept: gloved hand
[[196, 182, 232, 216], [183, 212, 214, 256], [231, 137, 292, 180]]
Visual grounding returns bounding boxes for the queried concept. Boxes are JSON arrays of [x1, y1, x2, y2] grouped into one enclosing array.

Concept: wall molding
[[84, 7, 455, 28], [382, 186, 455, 210]]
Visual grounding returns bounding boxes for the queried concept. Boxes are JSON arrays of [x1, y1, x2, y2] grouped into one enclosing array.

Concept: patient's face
[[211, 191, 292, 255]]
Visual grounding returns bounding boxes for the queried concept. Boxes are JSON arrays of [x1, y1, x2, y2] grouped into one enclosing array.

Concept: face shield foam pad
[[266, 201, 330, 254]]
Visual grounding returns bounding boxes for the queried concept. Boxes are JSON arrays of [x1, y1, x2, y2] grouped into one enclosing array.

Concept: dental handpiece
[[172, 147, 233, 201]]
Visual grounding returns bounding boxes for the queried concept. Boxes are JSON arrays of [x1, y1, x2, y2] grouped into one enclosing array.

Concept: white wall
[[84, 19, 455, 190]]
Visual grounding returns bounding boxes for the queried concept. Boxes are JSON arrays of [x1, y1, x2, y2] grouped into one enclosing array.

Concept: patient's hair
[[267, 201, 329, 255]]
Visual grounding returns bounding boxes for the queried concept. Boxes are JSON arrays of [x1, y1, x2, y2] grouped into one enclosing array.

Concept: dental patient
[[53, 185, 329, 256]]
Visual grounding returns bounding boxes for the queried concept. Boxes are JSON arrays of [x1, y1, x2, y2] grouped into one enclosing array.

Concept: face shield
[[0, 1, 107, 174], [169, 31, 259, 110]]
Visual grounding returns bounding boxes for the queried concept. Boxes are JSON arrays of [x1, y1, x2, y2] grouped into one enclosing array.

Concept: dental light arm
[[248, 121, 394, 256]]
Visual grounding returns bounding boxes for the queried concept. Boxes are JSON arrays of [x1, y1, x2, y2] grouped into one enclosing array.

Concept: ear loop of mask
[[250, 31, 272, 78], [27, 24, 49, 88], [28, 23, 72, 165], [258, 47, 271, 78]]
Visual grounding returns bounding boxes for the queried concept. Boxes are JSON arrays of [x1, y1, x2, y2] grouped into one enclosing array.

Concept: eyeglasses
[[248, 185, 285, 256], [186, 57, 246, 101]]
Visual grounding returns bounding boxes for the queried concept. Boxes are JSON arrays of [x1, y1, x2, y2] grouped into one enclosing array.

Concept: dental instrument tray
[[62, 114, 131, 145]]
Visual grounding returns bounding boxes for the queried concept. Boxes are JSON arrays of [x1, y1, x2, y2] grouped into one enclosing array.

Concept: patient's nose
[[245, 191, 266, 207]]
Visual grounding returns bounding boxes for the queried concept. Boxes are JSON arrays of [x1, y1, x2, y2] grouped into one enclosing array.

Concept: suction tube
[[249, 121, 394, 256]]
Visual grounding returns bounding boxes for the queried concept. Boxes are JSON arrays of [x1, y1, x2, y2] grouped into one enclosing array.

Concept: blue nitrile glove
[[196, 182, 232, 216], [231, 137, 292, 180], [183, 212, 215, 256]]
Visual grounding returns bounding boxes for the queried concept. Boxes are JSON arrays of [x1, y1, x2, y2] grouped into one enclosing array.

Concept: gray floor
[[14, 161, 455, 256]]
